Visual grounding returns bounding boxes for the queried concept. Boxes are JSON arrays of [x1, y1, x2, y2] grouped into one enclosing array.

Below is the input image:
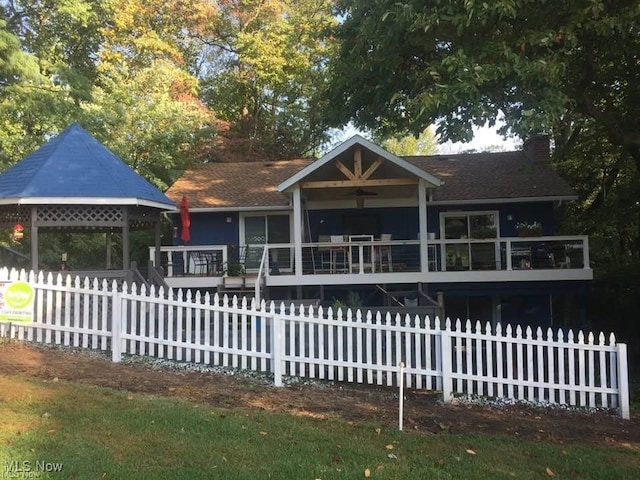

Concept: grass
[[0, 376, 639, 479]]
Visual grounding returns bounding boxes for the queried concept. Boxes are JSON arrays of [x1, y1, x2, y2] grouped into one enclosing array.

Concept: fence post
[[617, 343, 630, 420], [441, 328, 453, 403], [111, 291, 122, 363], [271, 313, 283, 387]]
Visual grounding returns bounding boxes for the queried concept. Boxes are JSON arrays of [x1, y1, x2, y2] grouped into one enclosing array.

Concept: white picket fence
[[0, 268, 630, 419]]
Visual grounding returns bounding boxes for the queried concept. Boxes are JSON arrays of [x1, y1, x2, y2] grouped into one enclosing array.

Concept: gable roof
[[165, 159, 311, 210], [407, 151, 576, 203], [165, 139, 576, 210], [277, 135, 443, 192], [0, 123, 175, 209]]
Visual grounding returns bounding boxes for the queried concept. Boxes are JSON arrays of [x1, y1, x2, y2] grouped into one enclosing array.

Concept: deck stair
[[218, 274, 258, 299]]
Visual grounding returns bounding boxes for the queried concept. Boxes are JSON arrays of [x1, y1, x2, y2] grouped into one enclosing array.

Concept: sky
[[328, 123, 521, 155], [437, 124, 521, 154]]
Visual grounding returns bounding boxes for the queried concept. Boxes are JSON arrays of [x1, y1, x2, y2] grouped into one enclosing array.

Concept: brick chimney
[[523, 135, 550, 162]]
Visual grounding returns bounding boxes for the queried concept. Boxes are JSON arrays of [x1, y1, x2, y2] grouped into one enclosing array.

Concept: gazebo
[[0, 123, 176, 274]]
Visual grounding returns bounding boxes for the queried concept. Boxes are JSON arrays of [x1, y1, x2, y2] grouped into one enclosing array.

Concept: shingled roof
[[166, 144, 575, 209], [165, 159, 311, 209], [0, 123, 175, 209], [406, 151, 576, 203]]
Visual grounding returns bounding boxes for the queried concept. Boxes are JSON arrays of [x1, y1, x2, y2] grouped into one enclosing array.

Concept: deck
[[150, 235, 593, 290]]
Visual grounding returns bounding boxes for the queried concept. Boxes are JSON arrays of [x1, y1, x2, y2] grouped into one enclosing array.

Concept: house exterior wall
[[306, 202, 556, 241], [425, 280, 588, 329], [430, 202, 556, 237], [174, 212, 239, 246], [178, 202, 559, 253]]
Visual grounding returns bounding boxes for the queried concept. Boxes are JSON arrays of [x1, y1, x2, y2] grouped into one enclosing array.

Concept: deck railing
[[149, 235, 590, 279]]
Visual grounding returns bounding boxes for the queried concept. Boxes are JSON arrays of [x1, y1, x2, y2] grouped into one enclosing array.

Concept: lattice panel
[[36, 205, 124, 227], [0, 208, 31, 227]]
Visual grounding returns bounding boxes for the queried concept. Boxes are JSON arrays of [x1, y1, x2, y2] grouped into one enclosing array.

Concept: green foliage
[[380, 127, 438, 156], [199, 0, 336, 158], [326, 0, 640, 167]]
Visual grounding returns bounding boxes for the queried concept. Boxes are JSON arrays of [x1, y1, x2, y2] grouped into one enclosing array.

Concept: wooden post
[[111, 290, 122, 362], [122, 207, 130, 270], [617, 343, 630, 419], [293, 186, 303, 276], [106, 231, 112, 269], [418, 179, 428, 272], [30, 206, 38, 273], [154, 218, 162, 270], [271, 313, 283, 386], [441, 327, 453, 402]]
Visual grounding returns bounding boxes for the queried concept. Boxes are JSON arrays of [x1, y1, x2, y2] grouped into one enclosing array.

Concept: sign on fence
[[0, 281, 35, 322]]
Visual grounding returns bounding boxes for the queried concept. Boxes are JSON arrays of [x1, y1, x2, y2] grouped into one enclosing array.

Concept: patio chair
[[318, 235, 332, 272], [329, 235, 347, 273], [377, 233, 393, 272]]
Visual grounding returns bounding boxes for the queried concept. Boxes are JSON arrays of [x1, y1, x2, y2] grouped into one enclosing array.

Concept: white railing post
[[255, 246, 269, 304], [617, 343, 630, 419], [271, 313, 283, 386], [111, 291, 122, 363], [583, 235, 590, 269], [505, 240, 513, 270], [440, 326, 453, 402]]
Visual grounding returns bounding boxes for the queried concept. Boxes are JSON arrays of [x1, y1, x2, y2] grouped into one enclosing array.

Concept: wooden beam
[[301, 178, 419, 189], [354, 146, 362, 178], [361, 157, 384, 180], [334, 159, 355, 180]]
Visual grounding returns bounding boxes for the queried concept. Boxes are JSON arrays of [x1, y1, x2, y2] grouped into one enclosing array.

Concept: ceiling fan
[[345, 187, 378, 208], [345, 187, 378, 197]]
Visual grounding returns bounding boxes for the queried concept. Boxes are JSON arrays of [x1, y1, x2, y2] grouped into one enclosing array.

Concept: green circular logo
[[5, 281, 34, 310]]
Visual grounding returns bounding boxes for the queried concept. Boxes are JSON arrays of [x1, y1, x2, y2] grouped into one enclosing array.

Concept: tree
[[88, 0, 216, 189], [199, 0, 336, 159], [380, 127, 437, 156], [325, 0, 640, 168]]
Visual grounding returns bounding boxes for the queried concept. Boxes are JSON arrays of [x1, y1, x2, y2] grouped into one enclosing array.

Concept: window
[[441, 211, 499, 271], [443, 212, 497, 239], [242, 214, 291, 270]]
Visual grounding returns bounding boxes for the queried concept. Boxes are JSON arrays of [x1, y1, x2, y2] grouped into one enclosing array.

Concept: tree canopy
[[326, 0, 640, 168], [0, 0, 336, 187]]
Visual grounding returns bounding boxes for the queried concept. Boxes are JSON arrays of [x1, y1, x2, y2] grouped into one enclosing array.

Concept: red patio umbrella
[[179, 195, 191, 243]]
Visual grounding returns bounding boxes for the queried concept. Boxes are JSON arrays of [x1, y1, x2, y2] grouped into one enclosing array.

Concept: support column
[[418, 179, 429, 272], [106, 231, 112, 269], [30, 207, 38, 273], [293, 186, 303, 276], [122, 207, 130, 270], [154, 217, 162, 269]]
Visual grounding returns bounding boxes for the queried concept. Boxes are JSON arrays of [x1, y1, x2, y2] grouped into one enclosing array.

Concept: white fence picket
[[0, 267, 630, 419]]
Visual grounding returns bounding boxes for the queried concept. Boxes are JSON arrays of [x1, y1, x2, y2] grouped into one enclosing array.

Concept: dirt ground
[[1, 341, 639, 449]]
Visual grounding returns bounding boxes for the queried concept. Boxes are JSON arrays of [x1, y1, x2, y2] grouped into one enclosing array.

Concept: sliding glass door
[[441, 212, 499, 270], [243, 215, 291, 270]]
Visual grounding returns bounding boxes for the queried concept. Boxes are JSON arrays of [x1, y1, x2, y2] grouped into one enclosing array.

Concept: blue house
[[160, 135, 592, 327]]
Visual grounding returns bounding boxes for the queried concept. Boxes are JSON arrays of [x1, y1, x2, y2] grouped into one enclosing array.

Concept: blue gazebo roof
[[0, 123, 176, 209]]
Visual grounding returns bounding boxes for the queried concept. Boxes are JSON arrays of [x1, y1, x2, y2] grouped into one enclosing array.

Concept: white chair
[[329, 235, 347, 272], [377, 234, 393, 272], [317, 235, 332, 272]]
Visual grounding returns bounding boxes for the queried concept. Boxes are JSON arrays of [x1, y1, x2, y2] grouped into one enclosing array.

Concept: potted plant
[[515, 221, 544, 237]]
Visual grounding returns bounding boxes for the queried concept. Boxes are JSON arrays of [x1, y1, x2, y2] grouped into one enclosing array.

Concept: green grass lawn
[[0, 375, 638, 479]]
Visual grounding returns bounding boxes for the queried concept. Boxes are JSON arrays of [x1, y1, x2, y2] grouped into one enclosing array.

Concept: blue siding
[[307, 202, 556, 241], [174, 212, 239, 246], [307, 207, 419, 240], [429, 202, 556, 237]]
